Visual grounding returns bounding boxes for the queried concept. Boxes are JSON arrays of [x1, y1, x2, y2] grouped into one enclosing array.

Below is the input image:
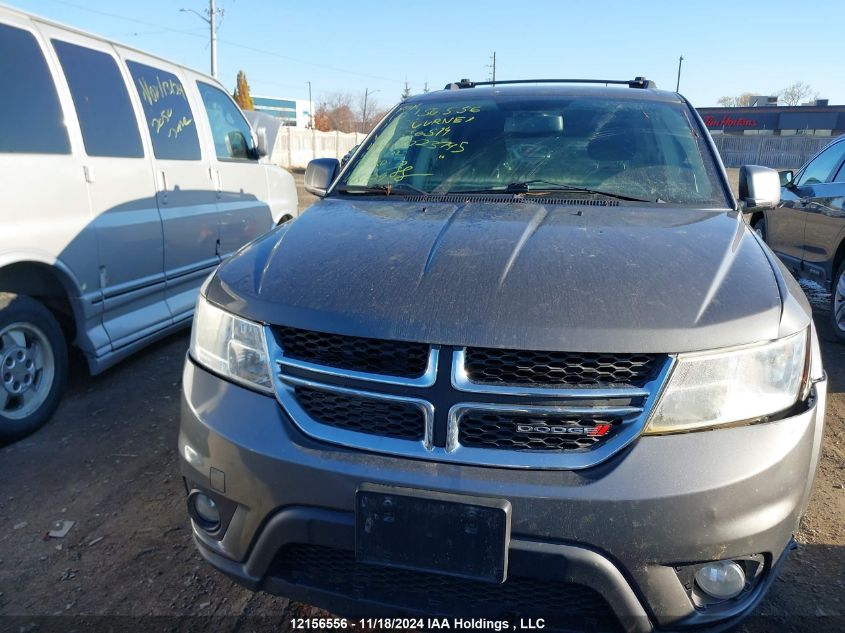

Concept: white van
[[0, 5, 298, 440]]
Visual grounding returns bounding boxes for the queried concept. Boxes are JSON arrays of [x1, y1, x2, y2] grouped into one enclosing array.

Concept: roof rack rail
[[444, 77, 658, 90]]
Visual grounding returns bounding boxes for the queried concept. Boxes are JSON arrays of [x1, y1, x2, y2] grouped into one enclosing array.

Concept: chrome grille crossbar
[[266, 326, 675, 470]]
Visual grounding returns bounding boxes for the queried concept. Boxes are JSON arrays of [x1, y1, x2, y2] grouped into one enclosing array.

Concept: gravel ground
[[0, 174, 842, 632]]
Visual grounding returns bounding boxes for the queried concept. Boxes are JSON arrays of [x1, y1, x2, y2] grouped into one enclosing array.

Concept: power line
[[43, 0, 403, 84], [215, 37, 404, 84]]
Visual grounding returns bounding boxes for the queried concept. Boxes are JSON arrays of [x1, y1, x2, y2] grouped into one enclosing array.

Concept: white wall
[[273, 128, 366, 169]]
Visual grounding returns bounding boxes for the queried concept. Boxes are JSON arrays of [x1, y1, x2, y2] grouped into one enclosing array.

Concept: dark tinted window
[[127, 61, 201, 160], [796, 142, 845, 186], [0, 24, 69, 154], [53, 40, 143, 158], [197, 81, 256, 160]]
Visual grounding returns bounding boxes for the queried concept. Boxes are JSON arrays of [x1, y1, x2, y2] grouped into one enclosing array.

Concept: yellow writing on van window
[[138, 76, 187, 107], [167, 116, 193, 139], [150, 109, 173, 134]]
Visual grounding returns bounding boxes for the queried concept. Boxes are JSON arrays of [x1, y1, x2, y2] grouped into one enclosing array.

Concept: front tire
[[0, 293, 68, 442], [830, 261, 845, 342], [752, 215, 767, 241]]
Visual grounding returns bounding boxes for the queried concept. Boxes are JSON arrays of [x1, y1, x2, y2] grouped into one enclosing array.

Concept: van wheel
[[752, 216, 767, 241], [830, 261, 845, 342], [0, 294, 68, 442]]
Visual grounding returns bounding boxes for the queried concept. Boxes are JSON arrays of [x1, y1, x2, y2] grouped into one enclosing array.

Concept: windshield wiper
[[334, 183, 428, 196], [507, 180, 656, 202], [450, 180, 655, 203]]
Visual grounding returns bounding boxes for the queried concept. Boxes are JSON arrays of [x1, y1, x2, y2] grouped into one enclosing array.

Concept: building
[[697, 100, 845, 137], [252, 95, 312, 128]]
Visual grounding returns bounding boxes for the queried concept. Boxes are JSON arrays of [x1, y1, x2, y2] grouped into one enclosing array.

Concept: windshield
[[335, 94, 730, 207]]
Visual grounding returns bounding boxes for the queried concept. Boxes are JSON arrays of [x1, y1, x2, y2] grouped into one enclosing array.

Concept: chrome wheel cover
[[0, 322, 55, 420]]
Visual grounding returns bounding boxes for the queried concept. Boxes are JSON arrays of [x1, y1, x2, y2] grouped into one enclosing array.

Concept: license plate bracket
[[355, 484, 511, 583]]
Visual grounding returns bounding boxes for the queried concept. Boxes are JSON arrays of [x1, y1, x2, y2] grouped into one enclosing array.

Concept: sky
[[8, 0, 845, 111]]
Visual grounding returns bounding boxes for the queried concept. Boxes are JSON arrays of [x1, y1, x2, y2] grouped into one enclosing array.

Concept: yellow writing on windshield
[[388, 161, 432, 182]]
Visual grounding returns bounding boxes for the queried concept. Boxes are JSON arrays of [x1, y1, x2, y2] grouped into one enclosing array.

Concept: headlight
[[189, 295, 273, 394], [645, 330, 809, 434]]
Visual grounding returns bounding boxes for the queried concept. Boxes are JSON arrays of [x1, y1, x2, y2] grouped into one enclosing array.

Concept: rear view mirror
[[304, 158, 340, 197], [739, 165, 781, 209], [778, 170, 794, 187]]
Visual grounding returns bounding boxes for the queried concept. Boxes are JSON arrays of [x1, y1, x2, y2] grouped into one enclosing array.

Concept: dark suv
[[179, 79, 826, 632], [750, 135, 845, 339]]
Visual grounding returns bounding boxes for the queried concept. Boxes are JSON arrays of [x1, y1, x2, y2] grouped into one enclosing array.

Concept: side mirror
[[255, 127, 268, 158], [226, 131, 250, 160], [739, 165, 781, 209], [778, 169, 794, 187], [304, 158, 340, 197]]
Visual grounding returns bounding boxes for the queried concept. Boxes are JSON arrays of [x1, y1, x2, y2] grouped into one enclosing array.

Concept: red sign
[[703, 115, 758, 128]]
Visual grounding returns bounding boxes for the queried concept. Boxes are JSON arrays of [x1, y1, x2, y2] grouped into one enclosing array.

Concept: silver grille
[[267, 327, 673, 470]]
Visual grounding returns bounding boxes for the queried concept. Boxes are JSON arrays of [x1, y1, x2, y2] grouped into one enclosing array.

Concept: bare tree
[[778, 81, 817, 106], [716, 92, 757, 107], [357, 92, 382, 133], [315, 92, 358, 133], [314, 91, 388, 133]]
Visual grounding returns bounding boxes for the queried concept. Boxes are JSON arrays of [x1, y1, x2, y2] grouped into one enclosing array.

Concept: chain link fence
[[711, 135, 831, 169]]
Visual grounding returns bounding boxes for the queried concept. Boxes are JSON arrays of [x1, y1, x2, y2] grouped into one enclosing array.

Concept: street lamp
[[362, 88, 380, 134]]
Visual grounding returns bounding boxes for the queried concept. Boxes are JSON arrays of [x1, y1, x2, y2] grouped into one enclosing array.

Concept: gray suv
[[179, 79, 826, 632]]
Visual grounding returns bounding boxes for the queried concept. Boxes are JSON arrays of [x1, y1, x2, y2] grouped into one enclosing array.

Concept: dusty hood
[[207, 197, 787, 353]]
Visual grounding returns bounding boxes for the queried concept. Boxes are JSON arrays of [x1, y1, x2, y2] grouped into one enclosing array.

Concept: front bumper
[[179, 358, 826, 632]]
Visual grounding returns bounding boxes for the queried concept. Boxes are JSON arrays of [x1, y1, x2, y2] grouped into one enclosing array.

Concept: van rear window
[[0, 24, 70, 154], [126, 61, 201, 161], [53, 40, 144, 159]]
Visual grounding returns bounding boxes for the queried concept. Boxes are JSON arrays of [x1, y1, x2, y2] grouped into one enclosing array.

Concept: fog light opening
[[188, 490, 221, 532], [694, 560, 747, 601]]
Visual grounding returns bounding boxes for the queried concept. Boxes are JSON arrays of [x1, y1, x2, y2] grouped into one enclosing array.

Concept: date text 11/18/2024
[[290, 617, 547, 630]]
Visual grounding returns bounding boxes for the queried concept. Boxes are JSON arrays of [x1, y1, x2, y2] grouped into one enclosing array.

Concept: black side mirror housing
[[778, 170, 795, 187], [304, 158, 340, 197]]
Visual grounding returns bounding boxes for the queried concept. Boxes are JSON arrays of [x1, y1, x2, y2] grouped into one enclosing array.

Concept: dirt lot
[[0, 179, 843, 632]]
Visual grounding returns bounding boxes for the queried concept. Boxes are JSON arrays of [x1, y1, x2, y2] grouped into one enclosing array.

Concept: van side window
[[0, 24, 69, 154], [52, 40, 143, 158], [126, 61, 201, 160], [197, 81, 256, 161]]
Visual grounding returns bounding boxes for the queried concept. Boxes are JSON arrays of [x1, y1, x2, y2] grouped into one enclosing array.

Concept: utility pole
[[676, 55, 684, 92], [209, 0, 217, 78], [180, 1, 223, 77], [487, 51, 496, 84], [306, 80, 313, 129], [362, 88, 369, 134]]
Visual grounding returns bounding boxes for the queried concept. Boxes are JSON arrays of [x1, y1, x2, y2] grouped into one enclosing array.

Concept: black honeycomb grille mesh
[[459, 410, 623, 451], [464, 348, 661, 388], [295, 386, 424, 441], [272, 544, 622, 631], [276, 326, 429, 378]]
